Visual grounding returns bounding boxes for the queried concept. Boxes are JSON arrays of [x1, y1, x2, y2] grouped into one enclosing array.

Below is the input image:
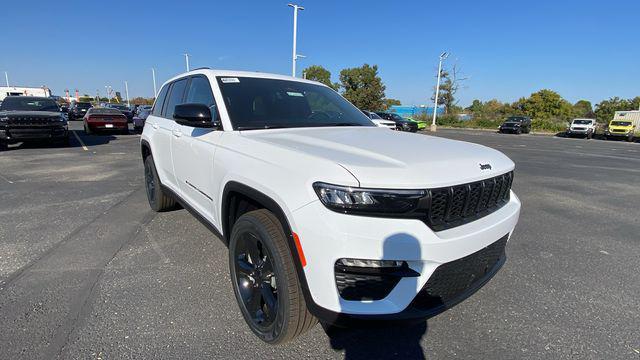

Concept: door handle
[[172, 129, 182, 138]]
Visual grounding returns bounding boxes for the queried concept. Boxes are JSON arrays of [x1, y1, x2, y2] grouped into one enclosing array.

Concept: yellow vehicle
[[604, 120, 635, 142]]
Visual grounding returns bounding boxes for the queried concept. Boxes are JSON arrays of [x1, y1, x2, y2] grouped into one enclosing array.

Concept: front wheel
[[628, 134, 634, 142], [229, 209, 316, 344]]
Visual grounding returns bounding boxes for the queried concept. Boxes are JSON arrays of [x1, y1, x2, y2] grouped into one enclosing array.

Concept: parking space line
[[71, 131, 88, 151], [0, 173, 14, 184]]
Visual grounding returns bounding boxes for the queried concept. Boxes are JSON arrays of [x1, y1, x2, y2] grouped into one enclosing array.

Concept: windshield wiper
[[319, 122, 363, 127], [236, 125, 289, 131]]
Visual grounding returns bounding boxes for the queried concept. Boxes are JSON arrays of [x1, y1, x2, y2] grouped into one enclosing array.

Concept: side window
[[162, 78, 188, 118], [185, 76, 219, 122], [152, 85, 169, 116]]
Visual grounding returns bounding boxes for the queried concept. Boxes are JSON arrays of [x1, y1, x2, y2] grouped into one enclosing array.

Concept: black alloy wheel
[[234, 231, 279, 330], [229, 209, 316, 344]]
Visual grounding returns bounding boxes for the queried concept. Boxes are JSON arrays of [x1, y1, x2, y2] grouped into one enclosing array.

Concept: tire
[[628, 134, 634, 142], [143, 156, 176, 212], [229, 209, 316, 344], [0, 141, 7, 151]]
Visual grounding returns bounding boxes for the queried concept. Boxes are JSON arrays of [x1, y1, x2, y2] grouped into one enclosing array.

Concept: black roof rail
[[192, 67, 210, 71]]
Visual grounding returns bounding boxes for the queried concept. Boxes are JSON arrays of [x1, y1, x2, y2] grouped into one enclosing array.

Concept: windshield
[[611, 121, 632, 126], [369, 112, 382, 119], [110, 104, 128, 110], [0, 97, 60, 112], [89, 108, 122, 115], [573, 120, 592, 125], [217, 77, 374, 130], [506, 117, 525, 123], [76, 102, 92, 109]]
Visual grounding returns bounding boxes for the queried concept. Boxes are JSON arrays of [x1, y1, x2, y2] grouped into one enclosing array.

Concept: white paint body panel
[[141, 69, 521, 315]]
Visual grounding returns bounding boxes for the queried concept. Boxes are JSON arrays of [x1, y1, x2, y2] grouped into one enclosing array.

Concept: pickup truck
[[140, 69, 521, 344]]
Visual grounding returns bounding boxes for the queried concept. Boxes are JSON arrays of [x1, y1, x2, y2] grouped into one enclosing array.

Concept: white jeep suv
[[140, 69, 521, 344]]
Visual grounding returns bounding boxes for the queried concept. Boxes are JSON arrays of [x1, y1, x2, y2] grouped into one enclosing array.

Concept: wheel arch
[[221, 181, 320, 314]]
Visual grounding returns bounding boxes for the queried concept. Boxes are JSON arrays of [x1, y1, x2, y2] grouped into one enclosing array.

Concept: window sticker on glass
[[286, 91, 304, 97], [221, 77, 240, 83]]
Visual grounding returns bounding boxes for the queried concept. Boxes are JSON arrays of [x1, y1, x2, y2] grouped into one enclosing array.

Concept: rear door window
[[152, 85, 169, 116], [162, 79, 188, 119]]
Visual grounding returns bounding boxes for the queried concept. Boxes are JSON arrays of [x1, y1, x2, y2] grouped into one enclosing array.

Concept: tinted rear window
[[76, 103, 92, 109]]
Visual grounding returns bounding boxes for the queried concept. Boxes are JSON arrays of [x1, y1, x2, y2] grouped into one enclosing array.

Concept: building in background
[[389, 105, 444, 118], [0, 86, 52, 101]]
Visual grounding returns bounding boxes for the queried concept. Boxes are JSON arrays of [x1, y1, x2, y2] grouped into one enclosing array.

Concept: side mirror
[[173, 103, 221, 129]]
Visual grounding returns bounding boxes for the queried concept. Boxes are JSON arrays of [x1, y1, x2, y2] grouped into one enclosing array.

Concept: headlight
[[313, 182, 426, 214]]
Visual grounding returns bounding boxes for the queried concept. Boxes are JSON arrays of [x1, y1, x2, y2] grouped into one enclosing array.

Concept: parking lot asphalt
[[0, 123, 638, 359]]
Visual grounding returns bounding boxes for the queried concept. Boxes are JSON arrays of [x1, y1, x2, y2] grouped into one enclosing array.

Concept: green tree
[[382, 98, 401, 110], [304, 65, 339, 90], [433, 63, 467, 114], [512, 89, 574, 120], [594, 97, 632, 122], [573, 100, 594, 118], [339, 64, 386, 110]]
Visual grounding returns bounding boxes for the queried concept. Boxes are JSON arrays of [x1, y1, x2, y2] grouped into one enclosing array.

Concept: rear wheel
[[84, 122, 92, 135], [229, 209, 316, 344], [143, 156, 176, 211], [628, 134, 634, 142]]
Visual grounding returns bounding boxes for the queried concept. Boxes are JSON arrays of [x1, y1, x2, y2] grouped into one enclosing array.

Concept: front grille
[[411, 235, 507, 311], [8, 116, 56, 126], [425, 172, 513, 231], [612, 129, 626, 133], [335, 271, 401, 301]]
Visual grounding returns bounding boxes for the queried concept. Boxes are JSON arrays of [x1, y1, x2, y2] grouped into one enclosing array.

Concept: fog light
[[336, 258, 404, 268]]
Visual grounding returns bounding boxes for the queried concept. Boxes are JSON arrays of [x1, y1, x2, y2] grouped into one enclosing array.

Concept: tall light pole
[[151, 68, 157, 97], [4, 71, 9, 87], [288, 4, 304, 77], [183, 53, 191, 72], [124, 81, 130, 107], [430, 51, 449, 132]]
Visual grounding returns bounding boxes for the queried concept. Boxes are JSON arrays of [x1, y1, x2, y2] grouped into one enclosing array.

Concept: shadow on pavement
[[324, 322, 428, 360]]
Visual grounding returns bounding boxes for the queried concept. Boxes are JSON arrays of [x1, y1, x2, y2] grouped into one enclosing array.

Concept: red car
[[83, 108, 129, 135]]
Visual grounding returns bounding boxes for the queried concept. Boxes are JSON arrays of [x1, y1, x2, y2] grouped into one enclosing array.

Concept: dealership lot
[[0, 124, 638, 359]]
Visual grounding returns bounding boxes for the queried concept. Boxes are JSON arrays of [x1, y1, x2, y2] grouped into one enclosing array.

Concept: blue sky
[[3, 0, 638, 107]]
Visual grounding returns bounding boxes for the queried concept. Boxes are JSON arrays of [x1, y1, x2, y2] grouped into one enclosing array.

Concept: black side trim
[[160, 184, 224, 242]]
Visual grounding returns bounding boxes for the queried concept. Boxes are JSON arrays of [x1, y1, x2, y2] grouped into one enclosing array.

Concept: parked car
[[68, 101, 93, 120], [499, 116, 532, 134], [141, 69, 520, 344], [0, 96, 69, 149], [133, 109, 151, 132], [375, 112, 418, 132], [361, 110, 395, 129], [566, 118, 597, 139], [136, 104, 152, 116], [604, 120, 635, 142], [405, 116, 427, 130], [105, 103, 134, 122], [83, 107, 128, 135]]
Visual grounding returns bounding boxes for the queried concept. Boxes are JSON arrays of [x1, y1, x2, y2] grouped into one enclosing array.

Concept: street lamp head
[[288, 3, 304, 10], [440, 52, 449, 60]]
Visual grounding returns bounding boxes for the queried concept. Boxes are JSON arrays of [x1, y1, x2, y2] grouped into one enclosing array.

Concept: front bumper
[[605, 131, 632, 137], [291, 191, 521, 320], [0, 125, 68, 142], [499, 127, 520, 133]]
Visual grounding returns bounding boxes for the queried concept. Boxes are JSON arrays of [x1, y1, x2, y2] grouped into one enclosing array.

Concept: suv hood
[[241, 127, 515, 188], [0, 110, 62, 118]]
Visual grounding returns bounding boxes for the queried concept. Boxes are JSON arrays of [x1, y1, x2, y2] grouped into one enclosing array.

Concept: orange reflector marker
[[292, 232, 307, 267]]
